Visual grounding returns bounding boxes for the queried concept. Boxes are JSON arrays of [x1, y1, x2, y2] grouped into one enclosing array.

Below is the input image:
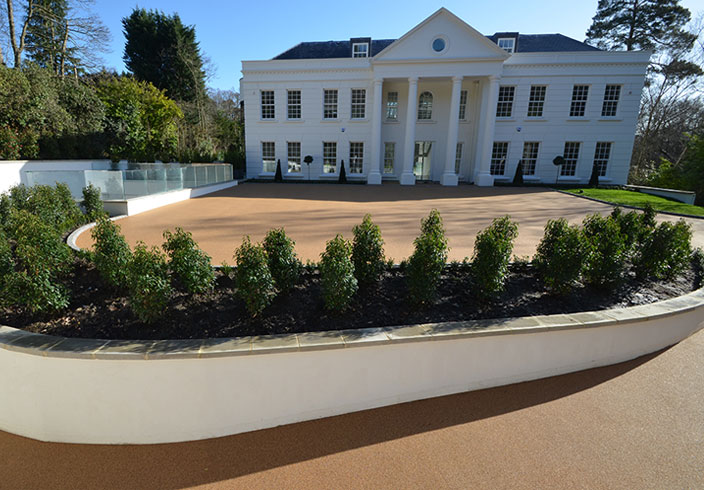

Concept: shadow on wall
[[0, 348, 663, 489]]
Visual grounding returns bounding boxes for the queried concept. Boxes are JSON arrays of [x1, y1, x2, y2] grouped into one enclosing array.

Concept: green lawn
[[565, 188, 704, 217]]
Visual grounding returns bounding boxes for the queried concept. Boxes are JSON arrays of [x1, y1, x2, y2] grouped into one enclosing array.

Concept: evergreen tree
[[585, 0, 696, 52], [122, 8, 206, 102], [24, 0, 72, 73]]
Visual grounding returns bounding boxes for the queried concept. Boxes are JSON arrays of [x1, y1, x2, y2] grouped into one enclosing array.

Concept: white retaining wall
[[0, 160, 113, 194]]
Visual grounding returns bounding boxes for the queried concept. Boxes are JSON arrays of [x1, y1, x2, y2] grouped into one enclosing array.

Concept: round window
[[432, 38, 446, 52]]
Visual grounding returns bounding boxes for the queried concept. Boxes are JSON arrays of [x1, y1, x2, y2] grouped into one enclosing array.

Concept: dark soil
[[2, 259, 701, 340]]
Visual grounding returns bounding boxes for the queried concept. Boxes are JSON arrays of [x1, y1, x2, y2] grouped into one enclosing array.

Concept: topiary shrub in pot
[[274, 159, 283, 182], [338, 160, 347, 183], [91, 215, 132, 289], [163, 227, 215, 295], [582, 213, 627, 288], [351, 214, 386, 287], [635, 219, 692, 280], [533, 218, 587, 294], [319, 234, 357, 312], [127, 242, 173, 323], [263, 227, 302, 294], [234, 236, 276, 316], [471, 215, 519, 299], [406, 209, 448, 305]]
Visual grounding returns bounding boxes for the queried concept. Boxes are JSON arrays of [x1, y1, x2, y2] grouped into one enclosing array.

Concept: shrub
[[351, 214, 386, 286], [163, 228, 214, 294], [635, 220, 692, 279], [3, 269, 69, 313], [262, 228, 302, 294], [406, 209, 448, 305], [91, 215, 132, 289], [127, 242, 172, 323], [0, 230, 15, 291], [3, 183, 83, 236], [319, 234, 357, 312], [533, 218, 587, 294], [82, 184, 105, 221], [471, 215, 519, 299], [582, 213, 627, 287], [234, 236, 276, 316], [641, 203, 657, 232], [610, 207, 642, 252], [0, 194, 11, 232]]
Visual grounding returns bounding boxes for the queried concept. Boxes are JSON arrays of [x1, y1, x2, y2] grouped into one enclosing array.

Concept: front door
[[413, 141, 432, 180]]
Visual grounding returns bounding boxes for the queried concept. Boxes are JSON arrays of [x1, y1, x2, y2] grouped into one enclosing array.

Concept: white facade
[[241, 8, 650, 186]]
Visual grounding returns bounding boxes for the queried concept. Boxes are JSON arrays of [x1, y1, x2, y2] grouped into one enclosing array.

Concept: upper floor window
[[261, 90, 275, 119], [323, 89, 338, 119], [496, 86, 515, 118], [459, 90, 468, 120], [287, 90, 301, 119], [593, 142, 612, 176], [418, 91, 433, 120], [570, 85, 589, 117], [601, 85, 621, 117], [352, 43, 369, 58], [386, 91, 398, 120], [527, 85, 546, 117], [490, 142, 509, 175], [561, 142, 581, 176], [351, 89, 366, 119], [497, 38, 515, 53]]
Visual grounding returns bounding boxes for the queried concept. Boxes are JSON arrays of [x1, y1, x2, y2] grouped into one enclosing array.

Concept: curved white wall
[[0, 290, 702, 445]]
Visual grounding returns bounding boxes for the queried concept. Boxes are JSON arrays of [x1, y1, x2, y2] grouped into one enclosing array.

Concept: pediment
[[374, 8, 509, 62]]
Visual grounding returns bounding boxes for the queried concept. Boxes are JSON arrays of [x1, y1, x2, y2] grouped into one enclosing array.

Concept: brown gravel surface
[[74, 183, 664, 263], [1, 328, 703, 489]]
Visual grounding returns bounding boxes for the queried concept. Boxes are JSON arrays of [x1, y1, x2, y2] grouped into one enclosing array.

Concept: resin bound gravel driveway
[[75, 182, 704, 263]]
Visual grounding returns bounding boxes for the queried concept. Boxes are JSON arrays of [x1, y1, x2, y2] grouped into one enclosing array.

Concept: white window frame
[[323, 89, 338, 119], [601, 85, 621, 117], [561, 142, 581, 176], [593, 142, 612, 177], [497, 38, 515, 53], [383, 142, 395, 174], [352, 43, 369, 58], [323, 142, 337, 174], [386, 91, 398, 120], [417, 91, 433, 120], [496, 86, 515, 118], [261, 141, 276, 173], [351, 89, 366, 119], [349, 142, 364, 174], [459, 90, 468, 120], [490, 142, 509, 176], [570, 85, 589, 118], [261, 90, 275, 120], [287, 141, 301, 174], [521, 141, 540, 176], [287, 90, 301, 120], [527, 85, 546, 118]]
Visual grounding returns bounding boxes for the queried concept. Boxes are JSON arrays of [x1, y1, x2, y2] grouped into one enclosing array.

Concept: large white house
[[241, 8, 650, 186]]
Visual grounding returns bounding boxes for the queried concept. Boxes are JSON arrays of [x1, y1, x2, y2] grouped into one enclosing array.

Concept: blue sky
[[94, 0, 704, 92]]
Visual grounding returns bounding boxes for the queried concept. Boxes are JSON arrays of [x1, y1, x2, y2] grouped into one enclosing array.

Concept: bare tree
[[5, 0, 35, 68]]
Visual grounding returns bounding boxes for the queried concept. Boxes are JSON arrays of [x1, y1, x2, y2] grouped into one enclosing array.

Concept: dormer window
[[352, 43, 369, 58], [497, 38, 515, 53]]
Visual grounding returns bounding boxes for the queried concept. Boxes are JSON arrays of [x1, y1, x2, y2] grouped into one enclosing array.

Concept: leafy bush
[[3, 269, 69, 313], [319, 234, 357, 312], [641, 203, 657, 232], [0, 230, 15, 291], [127, 242, 172, 323], [234, 236, 275, 316], [82, 184, 105, 221], [262, 228, 302, 294], [610, 207, 642, 252], [162, 227, 214, 294], [471, 216, 519, 299], [351, 214, 386, 286], [582, 213, 627, 287], [406, 209, 449, 305], [91, 215, 132, 288], [635, 220, 692, 279], [533, 218, 587, 294], [3, 183, 83, 236]]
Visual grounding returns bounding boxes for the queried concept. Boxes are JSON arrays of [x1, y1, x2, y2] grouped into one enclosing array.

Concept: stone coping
[[2, 287, 703, 361]]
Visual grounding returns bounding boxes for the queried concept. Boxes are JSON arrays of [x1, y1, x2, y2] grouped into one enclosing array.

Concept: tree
[[24, 0, 70, 72], [122, 8, 206, 103], [4, 0, 36, 68], [585, 0, 696, 52]]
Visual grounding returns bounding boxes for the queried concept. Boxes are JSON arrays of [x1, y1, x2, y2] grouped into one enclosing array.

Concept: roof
[[272, 34, 600, 60]]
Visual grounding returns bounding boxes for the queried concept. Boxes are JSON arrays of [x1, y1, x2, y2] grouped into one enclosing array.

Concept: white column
[[400, 77, 418, 186], [474, 75, 500, 187], [441, 76, 463, 186], [367, 78, 383, 185]]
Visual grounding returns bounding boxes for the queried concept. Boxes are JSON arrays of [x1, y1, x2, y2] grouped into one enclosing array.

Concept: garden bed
[[1, 258, 699, 341]]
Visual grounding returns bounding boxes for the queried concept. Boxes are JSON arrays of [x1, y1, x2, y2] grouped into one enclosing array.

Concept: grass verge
[[565, 188, 704, 217]]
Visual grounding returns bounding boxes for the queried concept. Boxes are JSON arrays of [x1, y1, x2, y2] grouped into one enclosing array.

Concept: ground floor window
[[561, 142, 580, 176], [323, 142, 337, 173], [414, 141, 432, 180], [262, 142, 276, 173], [287, 142, 301, 173], [384, 142, 395, 174], [521, 142, 540, 176], [349, 142, 364, 174], [593, 142, 611, 177], [454, 143, 463, 174], [490, 142, 509, 176]]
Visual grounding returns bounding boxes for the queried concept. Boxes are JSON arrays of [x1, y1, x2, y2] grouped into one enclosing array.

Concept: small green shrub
[[262, 228, 302, 294], [641, 203, 657, 231], [234, 236, 275, 316], [582, 213, 627, 287], [163, 228, 214, 294], [610, 207, 642, 251], [82, 184, 105, 221], [0, 194, 11, 232], [0, 230, 15, 292], [406, 209, 449, 305], [91, 216, 132, 288], [533, 218, 587, 294], [635, 220, 692, 279], [127, 242, 172, 323], [351, 214, 386, 286], [3, 183, 83, 236], [319, 234, 357, 312], [471, 215, 519, 299], [3, 269, 69, 313]]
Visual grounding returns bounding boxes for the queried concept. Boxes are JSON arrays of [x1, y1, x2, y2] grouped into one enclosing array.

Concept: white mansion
[[241, 8, 650, 186]]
